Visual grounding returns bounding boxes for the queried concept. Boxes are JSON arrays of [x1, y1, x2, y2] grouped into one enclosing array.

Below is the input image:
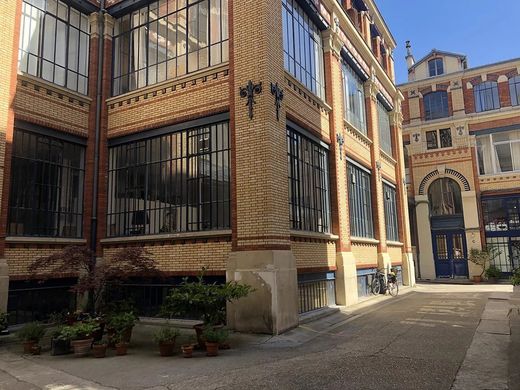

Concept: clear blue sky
[[377, 0, 520, 84]]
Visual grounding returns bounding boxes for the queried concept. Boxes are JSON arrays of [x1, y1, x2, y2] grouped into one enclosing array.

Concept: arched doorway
[[428, 178, 468, 278]]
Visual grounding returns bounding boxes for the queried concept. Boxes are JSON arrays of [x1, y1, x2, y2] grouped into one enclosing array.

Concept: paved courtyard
[[0, 283, 516, 390]]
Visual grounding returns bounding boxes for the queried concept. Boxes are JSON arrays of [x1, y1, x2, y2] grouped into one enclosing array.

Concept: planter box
[[51, 338, 71, 356]]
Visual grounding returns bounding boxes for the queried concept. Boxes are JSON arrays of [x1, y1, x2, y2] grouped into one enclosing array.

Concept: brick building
[[0, 0, 414, 333], [400, 43, 520, 280]]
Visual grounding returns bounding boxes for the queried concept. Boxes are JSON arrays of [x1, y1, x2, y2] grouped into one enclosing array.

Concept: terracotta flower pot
[[92, 344, 107, 358], [115, 342, 128, 356], [159, 341, 175, 357], [473, 275, 482, 283], [22, 340, 36, 354], [181, 344, 193, 358], [30, 345, 41, 355], [205, 342, 219, 357], [71, 338, 93, 357]]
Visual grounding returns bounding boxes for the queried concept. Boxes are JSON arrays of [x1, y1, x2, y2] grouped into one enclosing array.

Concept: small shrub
[[485, 265, 502, 279], [202, 327, 229, 344], [17, 322, 45, 342], [511, 268, 520, 286], [107, 311, 137, 332], [153, 326, 180, 344], [58, 320, 100, 341]]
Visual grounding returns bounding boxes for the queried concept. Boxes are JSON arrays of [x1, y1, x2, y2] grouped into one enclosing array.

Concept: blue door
[[433, 231, 468, 278]]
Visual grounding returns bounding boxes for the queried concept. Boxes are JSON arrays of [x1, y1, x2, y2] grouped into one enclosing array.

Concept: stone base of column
[[226, 250, 298, 335], [378, 252, 391, 272], [335, 252, 358, 306], [0, 258, 9, 312], [401, 252, 416, 287]]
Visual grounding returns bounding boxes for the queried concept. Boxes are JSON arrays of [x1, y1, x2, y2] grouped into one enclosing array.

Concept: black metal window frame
[[347, 160, 374, 238], [510, 76, 520, 106], [8, 127, 85, 238], [383, 181, 399, 242], [474, 81, 500, 112], [377, 98, 392, 156], [18, 0, 90, 94], [112, 0, 229, 96], [426, 128, 452, 150], [428, 58, 444, 77], [282, 0, 325, 100], [107, 119, 230, 237], [342, 60, 367, 134], [287, 126, 331, 234], [423, 91, 449, 121]]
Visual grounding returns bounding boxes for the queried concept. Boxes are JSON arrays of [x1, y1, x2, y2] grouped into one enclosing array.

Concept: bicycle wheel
[[371, 277, 381, 295], [388, 281, 399, 297]]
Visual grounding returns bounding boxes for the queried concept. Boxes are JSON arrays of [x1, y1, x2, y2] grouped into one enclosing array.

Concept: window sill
[[284, 71, 332, 112], [100, 230, 232, 244], [387, 241, 403, 247], [18, 73, 91, 103], [344, 120, 373, 145], [290, 230, 339, 241], [5, 237, 87, 245], [351, 237, 379, 245], [380, 149, 396, 164]]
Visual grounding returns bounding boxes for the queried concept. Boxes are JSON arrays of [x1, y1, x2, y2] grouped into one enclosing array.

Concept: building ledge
[[351, 237, 380, 245], [290, 231, 339, 241], [5, 237, 87, 245], [17, 73, 92, 104], [387, 241, 403, 247], [284, 71, 332, 112], [100, 230, 232, 244]]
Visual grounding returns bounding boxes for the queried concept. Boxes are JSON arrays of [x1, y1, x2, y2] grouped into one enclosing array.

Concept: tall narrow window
[[287, 127, 331, 233], [377, 99, 392, 156], [107, 121, 230, 237], [428, 58, 444, 77], [282, 0, 325, 99], [8, 128, 85, 237], [112, 0, 229, 96], [383, 183, 399, 242], [347, 162, 373, 238], [18, 0, 90, 94], [474, 81, 500, 112], [342, 61, 367, 134], [423, 91, 449, 120], [510, 76, 520, 106], [428, 178, 462, 217]]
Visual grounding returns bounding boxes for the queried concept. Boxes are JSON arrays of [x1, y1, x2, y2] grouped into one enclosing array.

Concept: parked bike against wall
[[370, 268, 399, 297]]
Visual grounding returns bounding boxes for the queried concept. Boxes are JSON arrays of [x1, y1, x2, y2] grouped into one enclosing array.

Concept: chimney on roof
[[405, 40, 415, 69]]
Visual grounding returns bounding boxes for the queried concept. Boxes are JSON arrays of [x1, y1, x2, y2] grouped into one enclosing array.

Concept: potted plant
[[51, 326, 72, 356], [202, 327, 229, 357], [114, 332, 128, 356], [468, 246, 501, 283], [181, 335, 195, 358], [161, 268, 252, 348], [92, 338, 107, 358], [153, 326, 180, 357], [17, 322, 45, 354], [0, 311, 8, 335], [67, 320, 100, 357], [511, 268, 520, 296], [485, 265, 502, 283], [107, 311, 137, 344]]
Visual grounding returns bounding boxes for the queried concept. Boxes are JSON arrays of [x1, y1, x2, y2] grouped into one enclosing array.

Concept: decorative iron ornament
[[336, 133, 345, 160], [270, 82, 284, 121], [239, 80, 262, 120]]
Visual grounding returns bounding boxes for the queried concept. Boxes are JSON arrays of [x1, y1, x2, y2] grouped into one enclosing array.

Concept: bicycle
[[370, 268, 399, 297]]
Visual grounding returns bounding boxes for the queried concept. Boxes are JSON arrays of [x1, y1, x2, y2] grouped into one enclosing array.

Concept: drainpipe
[[91, 0, 105, 256]]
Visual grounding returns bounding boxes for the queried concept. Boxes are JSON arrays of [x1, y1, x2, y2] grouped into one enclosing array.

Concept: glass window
[[8, 129, 85, 237], [439, 128, 452, 148], [107, 121, 230, 237], [282, 0, 325, 99], [428, 178, 462, 217], [287, 127, 331, 233], [377, 100, 392, 155], [342, 61, 366, 134], [474, 81, 500, 112], [477, 131, 520, 175], [383, 183, 399, 242], [426, 130, 438, 150], [428, 58, 443, 77], [510, 76, 520, 106], [18, 0, 90, 94], [423, 91, 449, 120], [112, 0, 229, 96], [347, 162, 374, 238]]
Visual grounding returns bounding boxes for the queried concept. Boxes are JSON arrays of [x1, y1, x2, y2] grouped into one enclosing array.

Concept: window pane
[[439, 128, 452, 148], [423, 91, 449, 120], [342, 61, 367, 134], [474, 81, 500, 112], [377, 100, 392, 155], [347, 163, 374, 238], [426, 130, 438, 150]]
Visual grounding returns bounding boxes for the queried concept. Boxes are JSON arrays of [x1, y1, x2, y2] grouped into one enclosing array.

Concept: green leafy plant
[[511, 268, 520, 286], [17, 322, 46, 342], [202, 327, 229, 344], [161, 268, 253, 325], [153, 326, 180, 344], [58, 320, 100, 341], [468, 246, 501, 277], [107, 311, 137, 333], [485, 265, 502, 279], [93, 337, 108, 346]]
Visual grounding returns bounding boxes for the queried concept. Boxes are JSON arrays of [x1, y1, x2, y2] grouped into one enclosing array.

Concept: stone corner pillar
[[226, 250, 298, 335], [415, 195, 435, 279], [335, 252, 358, 306], [401, 252, 416, 287]]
